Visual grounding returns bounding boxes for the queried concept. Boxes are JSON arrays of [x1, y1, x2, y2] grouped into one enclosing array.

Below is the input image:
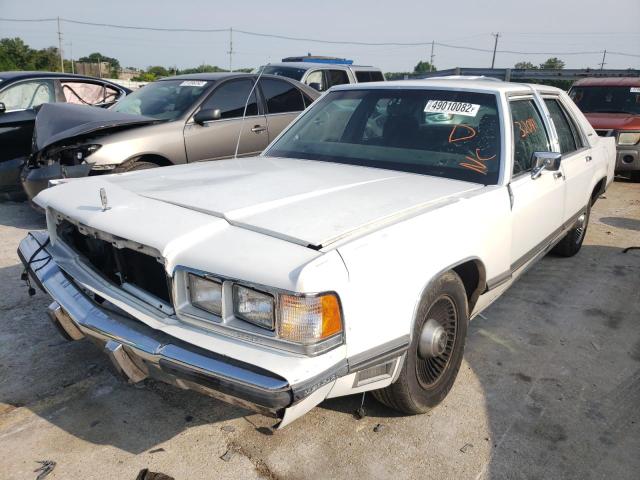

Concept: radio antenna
[[234, 63, 269, 159]]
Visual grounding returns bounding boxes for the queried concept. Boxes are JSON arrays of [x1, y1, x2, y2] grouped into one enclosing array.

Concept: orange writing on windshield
[[448, 124, 477, 143], [514, 118, 537, 139], [459, 149, 497, 175]]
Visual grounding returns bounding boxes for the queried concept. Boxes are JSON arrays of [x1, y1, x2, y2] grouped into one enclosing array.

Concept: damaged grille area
[[56, 219, 173, 309]]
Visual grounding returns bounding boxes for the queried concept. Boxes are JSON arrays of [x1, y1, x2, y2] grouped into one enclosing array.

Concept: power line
[[1, 17, 639, 58]]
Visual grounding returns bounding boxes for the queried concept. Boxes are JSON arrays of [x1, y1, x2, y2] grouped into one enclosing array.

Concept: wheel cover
[[415, 295, 458, 389], [575, 212, 587, 245]]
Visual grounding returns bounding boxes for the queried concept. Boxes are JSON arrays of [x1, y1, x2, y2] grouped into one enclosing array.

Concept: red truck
[[569, 77, 640, 181]]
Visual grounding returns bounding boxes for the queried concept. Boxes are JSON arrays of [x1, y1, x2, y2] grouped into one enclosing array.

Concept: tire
[[112, 160, 159, 174], [373, 271, 469, 414], [552, 202, 590, 257]]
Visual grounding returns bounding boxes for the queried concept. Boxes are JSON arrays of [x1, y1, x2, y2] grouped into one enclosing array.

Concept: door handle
[[251, 125, 267, 133], [585, 155, 592, 162]]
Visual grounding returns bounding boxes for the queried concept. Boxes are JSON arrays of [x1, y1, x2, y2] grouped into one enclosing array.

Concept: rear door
[[508, 95, 565, 274], [0, 79, 56, 193], [183, 78, 268, 161], [543, 96, 593, 221], [259, 78, 307, 142]]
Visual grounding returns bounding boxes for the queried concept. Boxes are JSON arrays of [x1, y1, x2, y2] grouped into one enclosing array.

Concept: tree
[[78, 52, 121, 77], [413, 60, 436, 74], [514, 61, 537, 69], [146, 65, 170, 78], [540, 57, 565, 70]]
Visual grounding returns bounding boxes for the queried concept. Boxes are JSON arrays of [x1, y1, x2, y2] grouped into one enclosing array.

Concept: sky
[[0, 0, 638, 72]]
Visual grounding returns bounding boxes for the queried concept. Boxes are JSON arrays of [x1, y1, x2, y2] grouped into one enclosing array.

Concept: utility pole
[[57, 17, 64, 73], [228, 27, 234, 72], [67, 41, 74, 74], [599, 50, 607, 70], [490, 32, 501, 69], [430, 40, 435, 71]]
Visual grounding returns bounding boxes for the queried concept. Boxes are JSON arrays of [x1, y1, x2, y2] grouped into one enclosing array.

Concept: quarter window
[[326, 70, 350, 88], [61, 81, 120, 106], [509, 99, 550, 175], [355, 71, 384, 83], [544, 98, 582, 153], [0, 80, 55, 111], [260, 78, 305, 114], [202, 79, 257, 119]]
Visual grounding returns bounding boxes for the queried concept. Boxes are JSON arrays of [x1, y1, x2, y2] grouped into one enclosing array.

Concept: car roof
[[264, 62, 379, 71], [572, 77, 640, 87], [0, 71, 120, 84], [329, 77, 565, 94], [160, 72, 253, 81]]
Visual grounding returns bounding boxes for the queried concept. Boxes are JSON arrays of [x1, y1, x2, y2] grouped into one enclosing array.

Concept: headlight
[[278, 293, 342, 344], [233, 285, 275, 330], [618, 132, 640, 146], [188, 273, 222, 316]]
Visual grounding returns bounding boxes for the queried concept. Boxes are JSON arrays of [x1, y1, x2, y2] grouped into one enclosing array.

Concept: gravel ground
[[0, 180, 638, 480]]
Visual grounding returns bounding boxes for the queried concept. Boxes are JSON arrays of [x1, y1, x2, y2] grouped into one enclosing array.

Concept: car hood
[[33, 103, 158, 152], [37, 157, 484, 249], [583, 112, 640, 131]]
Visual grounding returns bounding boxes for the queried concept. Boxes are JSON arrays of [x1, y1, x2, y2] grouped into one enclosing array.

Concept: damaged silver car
[[21, 72, 318, 201]]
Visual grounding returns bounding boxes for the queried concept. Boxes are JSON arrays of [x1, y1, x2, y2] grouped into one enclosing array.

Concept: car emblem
[[100, 188, 110, 211]]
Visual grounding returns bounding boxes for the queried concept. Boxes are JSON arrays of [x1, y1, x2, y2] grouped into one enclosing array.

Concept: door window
[[305, 70, 325, 91], [260, 78, 305, 114], [355, 71, 384, 83], [544, 98, 583, 153], [201, 79, 257, 119], [0, 80, 55, 111], [509, 99, 550, 175], [61, 81, 120, 106], [326, 70, 350, 88]]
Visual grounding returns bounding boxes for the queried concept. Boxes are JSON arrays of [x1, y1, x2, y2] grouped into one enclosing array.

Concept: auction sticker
[[631, 87, 640, 93], [180, 81, 208, 87], [424, 100, 480, 117]]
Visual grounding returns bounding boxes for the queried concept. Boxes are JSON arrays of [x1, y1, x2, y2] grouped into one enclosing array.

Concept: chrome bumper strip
[[19, 231, 293, 413]]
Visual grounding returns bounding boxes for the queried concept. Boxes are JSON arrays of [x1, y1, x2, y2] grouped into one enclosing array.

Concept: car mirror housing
[[194, 108, 221, 124], [531, 152, 562, 179]]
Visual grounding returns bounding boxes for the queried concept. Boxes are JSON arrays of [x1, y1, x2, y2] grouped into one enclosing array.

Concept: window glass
[[259, 65, 305, 81], [569, 86, 640, 115], [61, 82, 120, 106], [509, 99, 550, 175], [267, 89, 502, 185], [0, 80, 55, 111], [260, 78, 304, 114], [113, 80, 209, 120], [369, 71, 385, 82], [305, 70, 325, 91], [544, 98, 578, 154], [326, 70, 350, 88], [355, 71, 371, 82], [201, 79, 257, 118]]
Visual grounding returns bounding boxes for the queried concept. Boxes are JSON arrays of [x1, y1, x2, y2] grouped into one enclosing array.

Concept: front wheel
[[373, 271, 469, 414]]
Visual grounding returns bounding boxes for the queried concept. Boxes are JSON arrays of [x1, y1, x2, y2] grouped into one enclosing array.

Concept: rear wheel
[[552, 202, 590, 257], [112, 160, 159, 174], [373, 271, 468, 414]]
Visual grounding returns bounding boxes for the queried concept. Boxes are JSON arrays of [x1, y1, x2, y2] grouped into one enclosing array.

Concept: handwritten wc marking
[[459, 148, 497, 175], [448, 124, 477, 143]]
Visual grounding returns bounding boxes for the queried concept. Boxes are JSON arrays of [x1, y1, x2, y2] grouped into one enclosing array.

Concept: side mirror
[[0, 102, 5, 114], [531, 152, 561, 179], [194, 108, 221, 124], [308, 82, 322, 92]]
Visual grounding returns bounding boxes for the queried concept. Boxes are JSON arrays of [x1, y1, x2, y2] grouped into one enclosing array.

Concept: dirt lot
[[0, 181, 638, 480]]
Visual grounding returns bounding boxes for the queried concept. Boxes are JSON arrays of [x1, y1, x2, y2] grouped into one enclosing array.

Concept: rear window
[[355, 71, 384, 83]]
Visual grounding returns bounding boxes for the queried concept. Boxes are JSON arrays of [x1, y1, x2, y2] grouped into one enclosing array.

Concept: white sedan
[[19, 78, 615, 428]]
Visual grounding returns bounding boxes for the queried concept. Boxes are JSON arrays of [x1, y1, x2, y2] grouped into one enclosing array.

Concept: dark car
[[21, 73, 319, 201], [0, 71, 130, 200]]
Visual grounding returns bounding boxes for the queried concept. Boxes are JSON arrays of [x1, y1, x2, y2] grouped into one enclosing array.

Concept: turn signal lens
[[618, 132, 640, 146], [278, 293, 342, 344]]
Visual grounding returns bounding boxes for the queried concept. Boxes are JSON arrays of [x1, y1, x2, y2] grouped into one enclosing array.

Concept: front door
[[508, 96, 565, 274], [183, 78, 268, 161]]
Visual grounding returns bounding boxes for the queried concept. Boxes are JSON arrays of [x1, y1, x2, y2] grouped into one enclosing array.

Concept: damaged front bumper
[[18, 231, 350, 427], [20, 163, 93, 202]]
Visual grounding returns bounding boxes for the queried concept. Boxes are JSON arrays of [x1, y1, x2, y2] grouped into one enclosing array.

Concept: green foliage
[[514, 61, 537, 69], [539, 57, 565, 69], [414, 60, 437, 73], [179, 64, 227, 74], [78, 52, 121, 77], [0, 37, 62, 72]]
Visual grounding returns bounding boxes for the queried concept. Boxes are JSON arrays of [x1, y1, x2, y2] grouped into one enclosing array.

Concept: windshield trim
[[263, 87, 507, 186]]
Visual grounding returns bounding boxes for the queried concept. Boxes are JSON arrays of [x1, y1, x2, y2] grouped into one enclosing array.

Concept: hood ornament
[[100, 187, 110, 211]]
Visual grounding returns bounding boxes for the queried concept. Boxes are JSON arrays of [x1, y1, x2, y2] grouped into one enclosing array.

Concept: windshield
[[112, 80, 210, 120], [258, 65, 306, 81], [265, 89, 502, 184], [569, 86, 640, 115]]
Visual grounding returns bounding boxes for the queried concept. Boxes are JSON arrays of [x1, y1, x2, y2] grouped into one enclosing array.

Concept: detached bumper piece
[[19, 231, 292, 416]]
